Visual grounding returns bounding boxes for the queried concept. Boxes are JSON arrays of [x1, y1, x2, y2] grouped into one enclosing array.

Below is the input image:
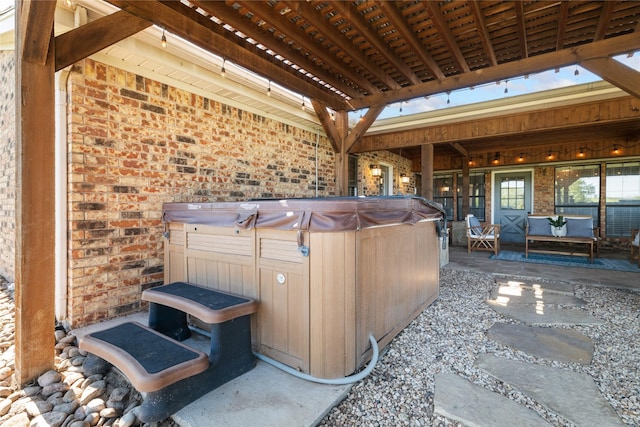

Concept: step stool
[[79, 282, 258, 423]]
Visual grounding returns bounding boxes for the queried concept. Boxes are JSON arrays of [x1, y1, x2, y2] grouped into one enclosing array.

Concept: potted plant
[[547, 215, 567, 237]]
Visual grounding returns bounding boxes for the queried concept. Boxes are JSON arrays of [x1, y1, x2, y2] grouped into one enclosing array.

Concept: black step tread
[[142, 282, 258, 323], [79, 321, 208, 392]]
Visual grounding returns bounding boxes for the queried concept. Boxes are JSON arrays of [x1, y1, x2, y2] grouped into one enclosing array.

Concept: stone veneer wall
[[66, 58, 336, 327], [0, 51, 15, 283]]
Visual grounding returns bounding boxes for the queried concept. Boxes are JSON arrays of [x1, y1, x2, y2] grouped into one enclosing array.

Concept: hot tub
[[162, 196, 445, 379]]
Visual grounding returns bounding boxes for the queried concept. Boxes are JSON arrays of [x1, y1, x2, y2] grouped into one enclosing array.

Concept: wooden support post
[[15, 1, 57, 384], [421, 144, 434, 200], [461, 160, 470, 218], [334, 110, 349, 196]]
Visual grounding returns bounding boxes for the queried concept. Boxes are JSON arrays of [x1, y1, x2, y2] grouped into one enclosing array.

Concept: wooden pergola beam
[[55, 10, 152, 71], [468, 1, 497, 67], [580, 57, 640, 99], [349, 32, 640, 109], [424, 2, 470, 73]]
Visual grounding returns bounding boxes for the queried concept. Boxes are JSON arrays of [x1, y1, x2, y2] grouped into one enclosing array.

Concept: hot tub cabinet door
[[256, 229, 310, 373]]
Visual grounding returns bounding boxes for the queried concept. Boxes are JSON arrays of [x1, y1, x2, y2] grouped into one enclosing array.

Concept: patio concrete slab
[[434, 373, 552, 427], [172, 361, 351, 427], [485, 299, 604, 325], [487, 323, 594, 364], [476, 354, 624, 426]]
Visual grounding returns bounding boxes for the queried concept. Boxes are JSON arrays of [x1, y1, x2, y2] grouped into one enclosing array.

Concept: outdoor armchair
[[466, 214, 501, 256]]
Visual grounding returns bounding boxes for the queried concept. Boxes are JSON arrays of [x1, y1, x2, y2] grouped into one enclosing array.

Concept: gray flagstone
[[489, 285, 586, 306], [493, 279, 575, 296], [485, 299, 604, 325], [476, 354, 624, 426], [487, 323, 594, 364], [434, 373, 552, 427]]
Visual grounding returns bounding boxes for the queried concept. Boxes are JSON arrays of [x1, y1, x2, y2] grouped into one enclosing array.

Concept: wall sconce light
[[400, 173, 410, 184], [517, 153, 525, 162], [546, 150, 554, 160], [612, 145, 620, 155], [370, 164, 382, 177], [577, 147, 585, 158], [492, 153, 500, 165]]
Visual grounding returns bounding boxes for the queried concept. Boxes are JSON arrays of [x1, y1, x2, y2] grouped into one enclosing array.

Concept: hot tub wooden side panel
[[309, 232, 357, 379], [355, 221, 440, 365]]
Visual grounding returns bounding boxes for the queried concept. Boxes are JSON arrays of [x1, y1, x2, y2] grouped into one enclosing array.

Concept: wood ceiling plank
[[580, 57, 640, 98], [55, 10, 152, 71], [349, 31, 640, 109], [19, 0, 56, 65], [107, 0, 347, 109]]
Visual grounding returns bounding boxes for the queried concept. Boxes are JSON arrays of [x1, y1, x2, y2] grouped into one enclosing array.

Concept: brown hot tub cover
[[162, 196, 446, 232]]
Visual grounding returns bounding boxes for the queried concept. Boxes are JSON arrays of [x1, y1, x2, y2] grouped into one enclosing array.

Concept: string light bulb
[[301, 96, 305, 111], [267, 81, 271, 97], [547, 150, 553, 160], [578, 147, 585, 158], [518, 153, 524, 162], [161, 29, 167, 48], [446, 91, 451, 104], [574, 65, 580, 76], [504, 80, 509, 94], [613, 145, 619, 155], [221, 59, 226, 78]]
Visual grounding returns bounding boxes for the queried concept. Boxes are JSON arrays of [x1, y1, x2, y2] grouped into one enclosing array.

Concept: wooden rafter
[[555, 2, 570, 51], [311, 99, 341, 152], [377, 1, 445, 79], [264, 0, 399, 91], [594, 1, 616, 41], [467, 1, 497, 67], [449, 142, 469, 158], [327, 1, 419, 85], [424, 2, 470, 73], [514, 2, 528, 58], [344, 105, 385, 153]]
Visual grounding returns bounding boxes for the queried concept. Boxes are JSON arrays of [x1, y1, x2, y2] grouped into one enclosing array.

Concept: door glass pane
[[500, 177, 525, 210]]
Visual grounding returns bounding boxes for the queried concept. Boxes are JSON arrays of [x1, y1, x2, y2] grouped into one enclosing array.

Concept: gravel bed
[[319, 269, 640, 426]]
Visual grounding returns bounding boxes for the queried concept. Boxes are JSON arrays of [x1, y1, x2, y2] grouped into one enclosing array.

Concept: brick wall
[[533, 166, 555, 213], [66, 58, 336, 326], [0, 51, 15, 283]]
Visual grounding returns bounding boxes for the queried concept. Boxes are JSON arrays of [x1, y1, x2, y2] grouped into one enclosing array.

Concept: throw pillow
[[527, 217, 551, 236], [633, 231, 640, 246], [566, 218, 594, 238]]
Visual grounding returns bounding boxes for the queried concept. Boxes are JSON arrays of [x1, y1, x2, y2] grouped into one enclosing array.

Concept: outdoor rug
[[490, 250, 640, 273]]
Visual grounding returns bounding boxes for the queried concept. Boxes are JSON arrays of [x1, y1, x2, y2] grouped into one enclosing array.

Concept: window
[[456, 173, 485, 221], [606, 162, 640, 237], [348, 155, 358, 196], [500, 176, 525, 210], [554, 165, 600, 226], [433, 174, 454, 220]]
